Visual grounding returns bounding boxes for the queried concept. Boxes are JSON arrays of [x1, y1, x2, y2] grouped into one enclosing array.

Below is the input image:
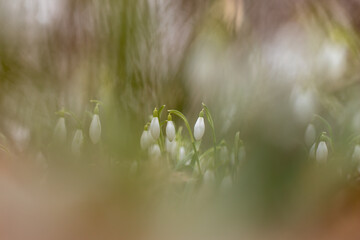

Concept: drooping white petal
[[179, 146, 186, 161], [140, 130, 150, 150], [166, 121, 176, 142], [150, 117, 160, 140], [149, 144, 161, 159], [194, 117, 205, 141], [304, 124, 316, 147], [53, 117, 67, 143], [89, 114, 101, 144], [165, 138, 177, 158], [316, 141, 328, 163], [71, 129, 84, 154]]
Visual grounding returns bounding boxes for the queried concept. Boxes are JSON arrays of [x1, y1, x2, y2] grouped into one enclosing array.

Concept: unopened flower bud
[[166, 114, 176, 142], [194, 112, 205, 141], [150, 108, 160, 140]]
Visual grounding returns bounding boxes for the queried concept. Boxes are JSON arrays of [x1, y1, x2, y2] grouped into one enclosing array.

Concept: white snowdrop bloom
[[140, 128, 152, 150], [150, 117, 160, 140], [89, 114, 101, 144], [305, 124, 316, 147], [292, 88, 316, 123], [179, 146, 186, 161], [238, 146, 246, 162], [316, 141, 328, 163], [149, 144, 161, 159], [71, 129, 84, 154], [165, 138, 177, 158], [166, 121, 176, 142], [54, 117, 67, 143], [309, 143, 316, 159], [194, 116, 205, 141], [203, 170, 215, 185], [220, 175, 232, 191], [220, 146, 228, 164], [352, 145, 360, 162], [317, 41, 347, 80]]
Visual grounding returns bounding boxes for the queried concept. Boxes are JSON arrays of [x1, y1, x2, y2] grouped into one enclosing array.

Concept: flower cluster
[[139, 104, 246, 191], [52, 100, 102, 154]]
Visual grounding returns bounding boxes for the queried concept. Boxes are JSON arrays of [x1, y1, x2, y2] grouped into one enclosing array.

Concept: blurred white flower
[[149, 144, 161, 159], [317, 41, 347, 80], [352, 112, 360, 132], [179, 146, 186, 161], [203, 170, 215, 185], [140, 129, 152, 150], [71, 129, 84, 154], [53, 117, 67, 143], [316, 141, 328, 163], [194, 116, 205, 141], [305, 124, 316, 147], [220, 175, 232, 192], [165, 138, 177, 158], [89, 114, 101, 144], [220, 146, 228, 164], [352, 145, 360, 162], [166, 120, 176, 142], [150, 117, 160, 140], [238, 146, 246, 163], [291, 87, 316, 123]]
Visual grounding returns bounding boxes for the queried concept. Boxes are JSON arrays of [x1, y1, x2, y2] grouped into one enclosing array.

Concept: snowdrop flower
[[352, 145, 360, 162], [304, 124, 316, 147], [316, 141, 328, 163], [203, 170, 215, 185], [71, 129, 84, 154], [165, 138, 177, 158], [89, 113, 101, 144], [149, 144, 161, 159], [150, 108, 160, 140], [220, 145, 229, 164], [140, 124, 152, 150], [166, 114, 176, 142], [53, 117, 67, 143], [317, 41, 347, 80], [220, 175, 232, 191], [291, 86, 316, 123], [179, 146, 186, 161], [194, 110, 205, 141]]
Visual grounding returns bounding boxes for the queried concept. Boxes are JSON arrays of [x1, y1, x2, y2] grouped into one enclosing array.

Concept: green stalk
[[202, 103, 217, 166]]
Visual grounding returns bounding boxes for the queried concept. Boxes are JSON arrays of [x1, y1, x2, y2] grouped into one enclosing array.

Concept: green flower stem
[[168, 109, 202, 175], [157, 105, 166, 152], [202, 103, 217, 166]]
